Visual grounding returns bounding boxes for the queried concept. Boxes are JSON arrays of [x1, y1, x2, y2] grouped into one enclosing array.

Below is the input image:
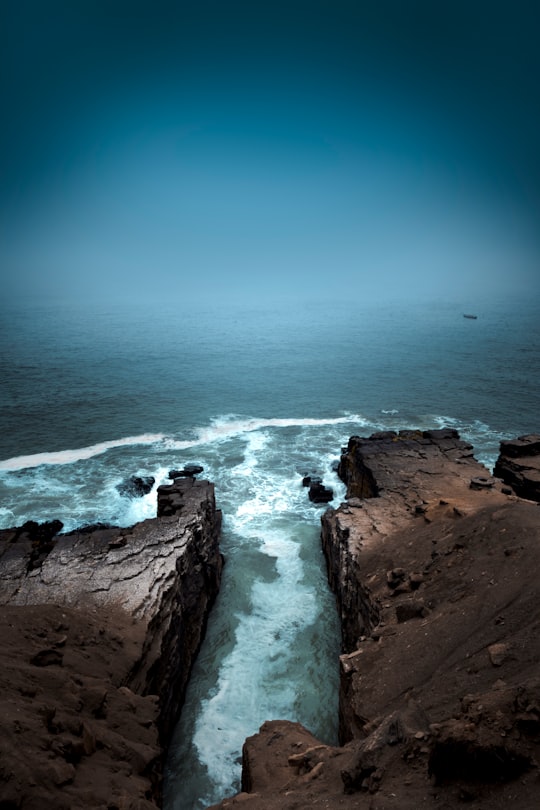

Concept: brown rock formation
[[493, 433, 540, 502], [210, 429, 540, 810], [0, 477, 222, 809]]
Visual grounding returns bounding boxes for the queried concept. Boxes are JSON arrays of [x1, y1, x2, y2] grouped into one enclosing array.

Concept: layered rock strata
[[0, 477, 222, 809], [493, 433, 540, 502], [209, 429, 540, 810]]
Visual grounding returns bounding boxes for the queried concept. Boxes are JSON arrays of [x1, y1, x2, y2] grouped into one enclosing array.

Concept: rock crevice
[[211, 429, 540, 810]]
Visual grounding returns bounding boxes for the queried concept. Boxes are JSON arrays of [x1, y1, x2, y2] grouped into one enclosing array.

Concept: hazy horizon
[[2, 1, 539, 307]]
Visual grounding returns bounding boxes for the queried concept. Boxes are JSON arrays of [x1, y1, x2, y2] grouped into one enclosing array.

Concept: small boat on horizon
[[463, 314, 478, 319]]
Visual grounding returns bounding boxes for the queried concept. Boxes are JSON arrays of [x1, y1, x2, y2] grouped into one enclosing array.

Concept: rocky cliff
[[493, 434, 540, 502], [209, 430, 540, 810], [0, 477, 222, 809]]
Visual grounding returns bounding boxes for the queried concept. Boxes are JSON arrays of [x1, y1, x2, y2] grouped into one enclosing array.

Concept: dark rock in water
[[185, 463, 204, 474], [494, 434, 540, 502], [168, 464, 204, 479], [302, 474, 322, 487], [116, 475, 155, 498], [308, 481, 334, 503]]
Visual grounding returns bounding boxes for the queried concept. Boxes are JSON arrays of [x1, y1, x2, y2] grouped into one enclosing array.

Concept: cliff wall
[[322, 428, 486, 657], [210, 430, 540, 810], [0, 477, 222, 809], [493, 434, 540, 502]]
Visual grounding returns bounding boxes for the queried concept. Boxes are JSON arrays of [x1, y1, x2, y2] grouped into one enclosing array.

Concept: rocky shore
[[2, 430, 540, 810], [209, 429, 540, 810], [0, 477, 222, 809]]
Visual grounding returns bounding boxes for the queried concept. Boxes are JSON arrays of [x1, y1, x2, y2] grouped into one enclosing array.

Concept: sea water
[[1, 293, 538, 808]]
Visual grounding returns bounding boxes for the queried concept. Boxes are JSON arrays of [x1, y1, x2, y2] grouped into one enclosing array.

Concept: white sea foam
[[0, 414, 366, 473], [192, 527, 318, 797], [229, 431, 268, 477], [122, 484, 159, 525], [0, 434, 167, 471], [163, 413, 368, 451], [172, 425, 332, 802]]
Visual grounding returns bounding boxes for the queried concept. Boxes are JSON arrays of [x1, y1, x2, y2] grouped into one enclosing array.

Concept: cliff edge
[[0, 477, 222, 810], [210, 429, 540, 810]]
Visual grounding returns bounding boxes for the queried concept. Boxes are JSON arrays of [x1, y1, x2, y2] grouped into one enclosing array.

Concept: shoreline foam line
[[0, 414, 368, 472], [162, 413, 369, 450], [0, 434, 167, 471]]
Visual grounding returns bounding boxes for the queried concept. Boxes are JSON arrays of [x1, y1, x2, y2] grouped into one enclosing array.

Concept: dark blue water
[[1, 292, 538, 807], [2, 295, 537, 463]]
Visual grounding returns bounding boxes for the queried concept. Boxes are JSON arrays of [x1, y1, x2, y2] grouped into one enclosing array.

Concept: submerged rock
[[308, 481, 334, 503], [116, 474, 155, 497], [302, 473, 322, 487], [168, 463, 204, 479]]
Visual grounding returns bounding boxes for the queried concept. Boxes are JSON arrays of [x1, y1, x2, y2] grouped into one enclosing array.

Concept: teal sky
[[2, 1, 539, 304]]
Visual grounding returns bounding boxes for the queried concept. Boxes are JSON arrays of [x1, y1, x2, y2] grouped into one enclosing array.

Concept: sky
[[1, 0, 540, 305]]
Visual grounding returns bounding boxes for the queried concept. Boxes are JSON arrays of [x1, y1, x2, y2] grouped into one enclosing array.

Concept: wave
[[0, 433, 167, 472], [0, 415, 367, 473], [0, 411, 505, 475], [163, 413, 369, 450]]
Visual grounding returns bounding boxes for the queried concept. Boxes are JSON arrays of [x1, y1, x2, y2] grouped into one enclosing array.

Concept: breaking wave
[[0, 433, 167, 471]]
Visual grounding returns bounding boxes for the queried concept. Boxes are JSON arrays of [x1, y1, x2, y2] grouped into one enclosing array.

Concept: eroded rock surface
[[493, 433, 540, 502], [210, 429, 540, 810], [0, 477, 222, 809]]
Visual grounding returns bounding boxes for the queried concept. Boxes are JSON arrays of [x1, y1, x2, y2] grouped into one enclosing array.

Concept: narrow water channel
[[163, 425, 344, 809]]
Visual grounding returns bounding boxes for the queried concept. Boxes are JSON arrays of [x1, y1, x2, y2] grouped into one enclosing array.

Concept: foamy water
[[162, 417, 350, 808], [0, 433, 167, 471]]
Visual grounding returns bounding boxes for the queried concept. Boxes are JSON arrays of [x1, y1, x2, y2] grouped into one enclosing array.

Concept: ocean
[[1, 292, 538, 808]]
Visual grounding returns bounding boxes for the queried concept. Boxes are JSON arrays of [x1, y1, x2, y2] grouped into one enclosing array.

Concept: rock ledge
[[209, 429, 540, 810], [0, 477, 222, 809]]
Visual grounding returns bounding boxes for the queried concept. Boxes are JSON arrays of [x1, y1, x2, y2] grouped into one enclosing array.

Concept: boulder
[[116, 474, 155, 497], [168, 463, 204, 479], [302, 474, 322, 487], [308, 482, 334, 503]]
